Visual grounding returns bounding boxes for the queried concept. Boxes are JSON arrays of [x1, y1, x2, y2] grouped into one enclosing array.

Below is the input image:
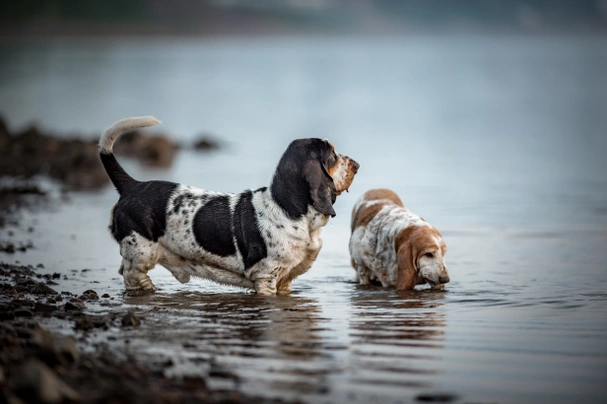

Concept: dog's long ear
[[395, 227, 418, 290], [303, 159, 336, 217]]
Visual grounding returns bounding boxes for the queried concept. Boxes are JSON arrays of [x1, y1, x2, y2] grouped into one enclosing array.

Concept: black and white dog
[[99, 117, 359, 295]]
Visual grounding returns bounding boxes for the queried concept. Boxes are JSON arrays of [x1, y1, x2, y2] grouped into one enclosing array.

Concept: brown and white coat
[[349, 189, 450, 290]]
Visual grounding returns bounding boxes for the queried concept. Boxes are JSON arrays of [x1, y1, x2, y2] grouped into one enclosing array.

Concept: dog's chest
[[262, 208, 326, 268]]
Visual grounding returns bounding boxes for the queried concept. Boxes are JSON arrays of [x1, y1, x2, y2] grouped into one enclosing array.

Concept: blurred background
[[1, 0, 606, 231], [1, 2, 607, 403]]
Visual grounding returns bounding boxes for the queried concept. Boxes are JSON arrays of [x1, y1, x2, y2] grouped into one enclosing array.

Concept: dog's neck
[[257, 188, 328, 233]]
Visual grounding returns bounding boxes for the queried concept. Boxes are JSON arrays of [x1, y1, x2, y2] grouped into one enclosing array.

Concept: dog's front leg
[[119, 234, 158, 292], [276, 280, 291, 295], [250, 265, 284, 296], [121, 259, 157, 292], [254, 277, 278, 296]]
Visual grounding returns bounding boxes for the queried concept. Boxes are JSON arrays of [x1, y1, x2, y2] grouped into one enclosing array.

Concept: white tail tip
[[99, 116, 162, 153]]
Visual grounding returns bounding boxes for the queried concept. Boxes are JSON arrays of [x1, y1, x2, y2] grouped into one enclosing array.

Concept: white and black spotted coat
[[98, 116, 359, 295]]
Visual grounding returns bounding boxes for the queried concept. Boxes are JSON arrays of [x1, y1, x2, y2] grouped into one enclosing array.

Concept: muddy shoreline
[[0, 262, 290, 403]]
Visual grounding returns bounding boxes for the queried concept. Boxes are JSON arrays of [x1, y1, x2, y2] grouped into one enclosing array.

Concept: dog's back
[[350, 188, 403, 232]]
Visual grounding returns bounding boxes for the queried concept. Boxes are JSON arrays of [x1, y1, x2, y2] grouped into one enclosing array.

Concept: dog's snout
[[439, 274, 450, 284], [352, 160, 360, 173]]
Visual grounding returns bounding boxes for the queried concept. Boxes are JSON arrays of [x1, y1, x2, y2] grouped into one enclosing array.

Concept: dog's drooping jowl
[[99, 116, 359, 295], [349, 188, 449, 290]]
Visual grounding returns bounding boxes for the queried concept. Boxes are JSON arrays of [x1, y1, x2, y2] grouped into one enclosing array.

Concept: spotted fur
[[99, 116, 359, 295], [349, 189, 449, 290]]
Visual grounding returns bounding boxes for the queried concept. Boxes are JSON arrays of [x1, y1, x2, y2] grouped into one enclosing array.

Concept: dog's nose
[[352, 160, 360, 173], [439, 275, 450, 284]]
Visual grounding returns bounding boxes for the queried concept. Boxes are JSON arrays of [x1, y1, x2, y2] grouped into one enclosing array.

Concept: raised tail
[[98, 116, 161, 194]]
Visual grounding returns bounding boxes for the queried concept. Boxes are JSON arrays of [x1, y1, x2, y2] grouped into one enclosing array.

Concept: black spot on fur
[[110, 180, 178, 242], [171, 192, 194, 215], [193, 195, 235, 257], [233, 190, 267, 270]]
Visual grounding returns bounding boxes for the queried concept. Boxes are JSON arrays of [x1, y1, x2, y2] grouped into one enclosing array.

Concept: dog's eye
[[424, 252, 434, 258]]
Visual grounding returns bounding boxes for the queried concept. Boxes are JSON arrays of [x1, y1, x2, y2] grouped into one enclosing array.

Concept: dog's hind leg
[[119, 232, 159, 292]]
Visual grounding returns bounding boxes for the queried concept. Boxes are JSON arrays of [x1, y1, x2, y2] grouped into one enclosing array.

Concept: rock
[[113, 130, 179, 168], [0, 309, 15, 321], [78, 290, 99, 301], [63, 301, 84, 312], [193, 134, 221, 151], [0, 323, 18, 347], [13, 359, 79, 403], [73, 314, 111, 331], [101, 293, 110, 298], [14, 307, 33, 317], [89, 315, 112, 329], [121, 312, 141, 327], [35, 332, 80, 367], [415, 393, 459, 402], [30, 282, 58, 295], [34, 302, 58, 314], [73, 316, 93, 331]]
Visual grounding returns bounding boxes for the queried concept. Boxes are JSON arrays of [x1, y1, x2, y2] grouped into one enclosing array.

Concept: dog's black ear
[[303, 159, 336, 217]]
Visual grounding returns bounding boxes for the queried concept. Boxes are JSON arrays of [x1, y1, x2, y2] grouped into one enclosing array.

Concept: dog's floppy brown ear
[[303, 159, 336, 217], [395, 227, 418, 290]]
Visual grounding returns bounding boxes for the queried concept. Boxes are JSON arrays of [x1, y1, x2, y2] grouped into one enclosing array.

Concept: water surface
[[1, 35, 606, 403]]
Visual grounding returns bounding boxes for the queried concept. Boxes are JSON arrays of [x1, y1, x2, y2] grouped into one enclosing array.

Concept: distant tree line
[[2, 0, 606, 33]]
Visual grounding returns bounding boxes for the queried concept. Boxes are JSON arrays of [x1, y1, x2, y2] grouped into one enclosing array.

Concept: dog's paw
[[276, 283, 291, 296], [124, 275, 157, 293]]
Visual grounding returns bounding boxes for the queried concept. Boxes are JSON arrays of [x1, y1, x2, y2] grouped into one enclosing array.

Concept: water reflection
[[348, 287, 447, 394], [122, 291, 329, 396]]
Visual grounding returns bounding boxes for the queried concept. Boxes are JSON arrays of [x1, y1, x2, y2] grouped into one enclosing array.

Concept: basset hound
[[99, 116, 359, 295], [349, 188, 449, 290]]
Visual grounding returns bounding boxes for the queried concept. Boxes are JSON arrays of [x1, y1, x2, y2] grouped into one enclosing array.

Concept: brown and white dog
[[349, 189, 449, 290], [99, 116, 359, 295]]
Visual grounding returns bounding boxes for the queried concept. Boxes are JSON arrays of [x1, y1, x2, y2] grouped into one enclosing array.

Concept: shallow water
[[1, 35, 607, 403]]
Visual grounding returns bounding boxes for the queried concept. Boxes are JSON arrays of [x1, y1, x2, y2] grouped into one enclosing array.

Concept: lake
[[1, 34, 606, 403]]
